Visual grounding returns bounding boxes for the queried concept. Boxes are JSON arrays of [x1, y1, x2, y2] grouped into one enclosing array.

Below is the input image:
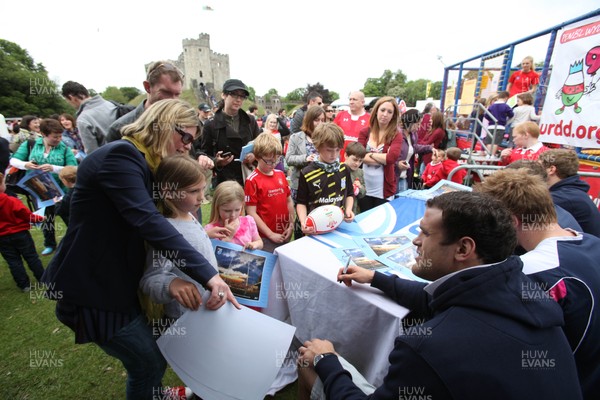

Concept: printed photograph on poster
[[358, 235, 412, 256], [395, 179, 471, 201], [17, 170, 64, 209], [341, 247, 387, 270], [211, 240, 276, 308], [379, 246, 429, 283]]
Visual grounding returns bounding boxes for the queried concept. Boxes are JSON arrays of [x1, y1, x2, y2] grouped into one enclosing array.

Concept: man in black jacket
[[298, 191, 582, 400]]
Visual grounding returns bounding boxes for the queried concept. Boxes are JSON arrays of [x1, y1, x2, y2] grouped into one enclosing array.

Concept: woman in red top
[[418, 111, 446, 169]]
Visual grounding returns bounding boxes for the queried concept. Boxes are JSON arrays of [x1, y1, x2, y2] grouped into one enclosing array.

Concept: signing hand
[[168, 277, 202, 310], [205, 274, 241, 310], [337, 264, 375, 287]]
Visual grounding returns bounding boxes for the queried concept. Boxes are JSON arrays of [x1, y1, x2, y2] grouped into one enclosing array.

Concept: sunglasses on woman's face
[[174, 126, 194, 145]]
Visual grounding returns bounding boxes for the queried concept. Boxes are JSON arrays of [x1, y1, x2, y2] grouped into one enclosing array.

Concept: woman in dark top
[[42, 99, 239, 399]]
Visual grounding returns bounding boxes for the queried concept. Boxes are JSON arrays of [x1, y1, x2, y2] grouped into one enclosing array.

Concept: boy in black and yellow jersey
[[296, 123, 355, 236]]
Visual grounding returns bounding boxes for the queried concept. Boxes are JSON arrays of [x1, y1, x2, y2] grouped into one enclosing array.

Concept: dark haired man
[[291, 91, 323, 134], [106, 61, 184, 143], [61, 81, 118, 154], [298, 191, 582, 399]]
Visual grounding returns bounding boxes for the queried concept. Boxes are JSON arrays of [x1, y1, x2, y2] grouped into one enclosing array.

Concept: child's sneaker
[[162, 386, 193, 399]]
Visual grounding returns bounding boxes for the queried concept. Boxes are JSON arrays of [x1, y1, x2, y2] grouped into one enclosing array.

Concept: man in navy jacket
[[539, 149, 600, 237], [298, 191, 582, 399]]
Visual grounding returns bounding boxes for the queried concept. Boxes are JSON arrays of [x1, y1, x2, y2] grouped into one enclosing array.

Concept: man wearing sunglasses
[[107, 61, 184, 143], [290, 91, 323, 135], [199, 79, 260, 186]]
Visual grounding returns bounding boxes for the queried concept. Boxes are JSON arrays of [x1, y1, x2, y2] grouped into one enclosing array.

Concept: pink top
[[206, 215, 258, 247]]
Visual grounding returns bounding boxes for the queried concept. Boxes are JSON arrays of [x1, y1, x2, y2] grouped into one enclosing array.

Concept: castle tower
[[181, 34, 230, 93]]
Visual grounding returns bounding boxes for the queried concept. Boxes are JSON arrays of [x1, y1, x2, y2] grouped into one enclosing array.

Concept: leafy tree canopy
[[0, 39, 71, 117], [101, 86, 127, 104], [285, 88, 306, 102], [120, 87, 142, 102]]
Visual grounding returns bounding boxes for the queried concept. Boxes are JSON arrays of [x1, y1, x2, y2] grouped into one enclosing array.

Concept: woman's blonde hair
[[155, 155, 206, 218], [209, 181, 245, 224], [263, 114, 279, 133], [122, 99, 199, 159]]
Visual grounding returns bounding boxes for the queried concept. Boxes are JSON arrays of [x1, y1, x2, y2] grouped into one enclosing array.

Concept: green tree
[[430, 81, 442, 100], [402, 79, 428, 107], [120, 87, 142, 102], [247, 86, 256, 101], [0, 39, 70, 117], [101, 86, 127, 104], [264, 88, 278, 103], [285, 88, 306, 102], [362, 69, 407, 97]]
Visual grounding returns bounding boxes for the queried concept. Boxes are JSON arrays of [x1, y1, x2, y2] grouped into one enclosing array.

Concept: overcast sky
[[1, 0, 597, 99]]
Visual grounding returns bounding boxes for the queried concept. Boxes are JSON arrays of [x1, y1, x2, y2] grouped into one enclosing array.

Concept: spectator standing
[[0, 172, 45, 292], [61, 81, 118, 154], [107, 61, 184, 143], [396, 109, 432, 193], [507, 56, 540, 97], [358, 96, 403, 211], [200, 79, 260, 186], [290, 92, 323, 134], [334, 91, 370, 161], [418, 110, 446, 168], [539, 149, 600, 237], [484, 90, 514, 156], [9, 119, 78, 255], [9, 115, 41, 153], [59, 113, 85, 162]]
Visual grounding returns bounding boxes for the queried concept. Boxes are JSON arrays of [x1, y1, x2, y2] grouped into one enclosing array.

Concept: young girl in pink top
[[206, 181, 263, 250]]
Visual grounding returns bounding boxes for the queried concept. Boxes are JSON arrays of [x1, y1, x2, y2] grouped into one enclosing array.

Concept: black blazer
[[42, 141, 217, 312]]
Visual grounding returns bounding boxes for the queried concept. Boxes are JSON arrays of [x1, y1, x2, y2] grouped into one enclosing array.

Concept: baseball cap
[[222, 79, 249, 96], [198, 103, 211, 112]]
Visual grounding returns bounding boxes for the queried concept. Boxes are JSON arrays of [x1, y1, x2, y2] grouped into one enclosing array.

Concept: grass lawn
[[0, 201, 298, 399]]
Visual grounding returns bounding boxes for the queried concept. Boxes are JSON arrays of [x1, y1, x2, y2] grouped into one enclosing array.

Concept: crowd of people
[[1, 54, 600, 399]]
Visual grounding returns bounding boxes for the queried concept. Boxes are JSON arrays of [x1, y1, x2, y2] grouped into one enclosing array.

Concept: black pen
[[338, 256, 352, 283]]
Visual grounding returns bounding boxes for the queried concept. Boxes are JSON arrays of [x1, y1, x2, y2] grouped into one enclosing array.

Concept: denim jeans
[[98, 314, 167, 400], [0, 230, 45, 289]]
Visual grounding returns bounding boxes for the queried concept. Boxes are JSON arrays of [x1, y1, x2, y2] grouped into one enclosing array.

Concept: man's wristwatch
[[313, 352, 336, 367]]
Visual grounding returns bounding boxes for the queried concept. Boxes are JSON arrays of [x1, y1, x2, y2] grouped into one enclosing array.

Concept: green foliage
[[247, 86, 256, 101], [101, 86, 127, 104], [120, 87, 142, 102], [285, 88, 306, 102], [402, 79, 428, 107], [429, 81, 442, 100], [363, 69, 408, 97], [305, 83, 334, 104], [0, 39, 71, 117]]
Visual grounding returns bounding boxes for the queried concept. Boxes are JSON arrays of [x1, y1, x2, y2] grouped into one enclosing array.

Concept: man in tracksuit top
[[478, 169, 600, 399], [298, 191, 582, 399]]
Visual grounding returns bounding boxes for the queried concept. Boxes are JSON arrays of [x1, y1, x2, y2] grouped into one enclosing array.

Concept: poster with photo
[[211, 240, 277, 308], [17, 170, 64, 209], [331, 246, 387, 271], [356, 235, 412, 256]]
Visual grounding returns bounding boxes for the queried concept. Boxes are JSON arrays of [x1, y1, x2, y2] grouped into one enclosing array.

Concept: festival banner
[[539, 15, 600, 148]]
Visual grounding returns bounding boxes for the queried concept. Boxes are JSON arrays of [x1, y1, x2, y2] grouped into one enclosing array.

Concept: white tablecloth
[[264, 236, 409, 388]]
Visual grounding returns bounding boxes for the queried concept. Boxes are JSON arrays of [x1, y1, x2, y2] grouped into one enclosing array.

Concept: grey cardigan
[[285, 131, 312, 192]]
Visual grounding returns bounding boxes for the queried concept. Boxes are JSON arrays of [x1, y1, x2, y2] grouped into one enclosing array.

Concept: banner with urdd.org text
[[539, 15, 600, 148]]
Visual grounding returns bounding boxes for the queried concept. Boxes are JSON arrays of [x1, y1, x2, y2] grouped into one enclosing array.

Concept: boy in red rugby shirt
[[427, 147, 467, 187], [422, 149, 445, 188], [245, 133, 295, 253], [0, 173, 46, 292]]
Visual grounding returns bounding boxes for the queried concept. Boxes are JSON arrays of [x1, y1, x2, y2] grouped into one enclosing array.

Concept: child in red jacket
[[422, 149, 445, 188], [0, 173, 46, 292], [427, 147, 467, 187]]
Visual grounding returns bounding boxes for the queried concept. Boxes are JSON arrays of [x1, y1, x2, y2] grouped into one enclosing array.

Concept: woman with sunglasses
[[323, 104, 336, 122], [42, 99, 240, 399]]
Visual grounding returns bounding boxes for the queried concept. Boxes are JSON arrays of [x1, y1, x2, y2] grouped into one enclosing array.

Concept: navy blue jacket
[[316, 257, 582, 399], [523, 233, 600, 400], [42, 141, 217, 313], [550, 175, 600, 237]]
